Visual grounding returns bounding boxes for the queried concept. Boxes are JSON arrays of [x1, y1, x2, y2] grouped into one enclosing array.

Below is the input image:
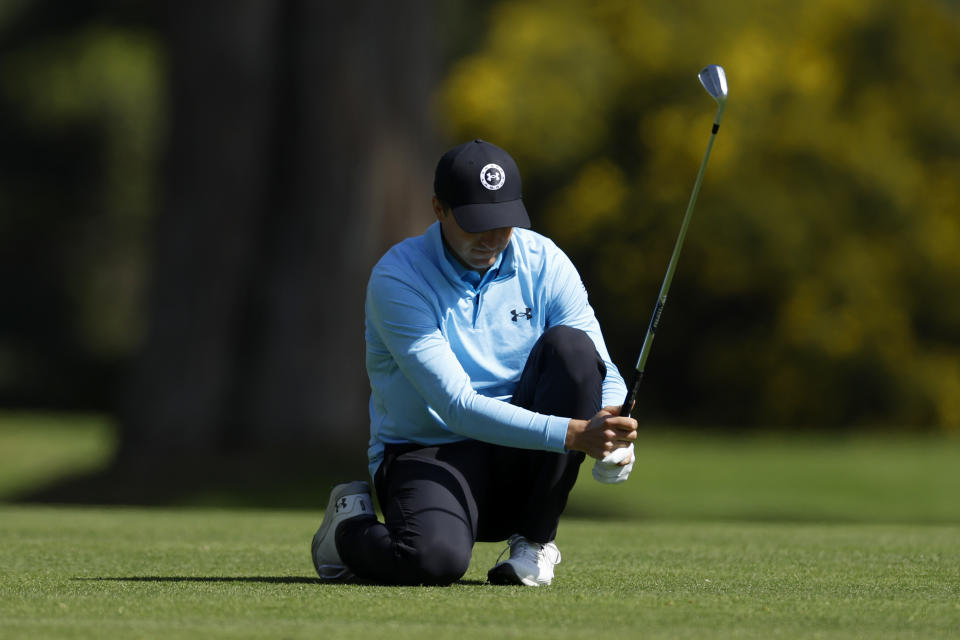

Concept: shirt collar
[[427, 222, 517, 289]]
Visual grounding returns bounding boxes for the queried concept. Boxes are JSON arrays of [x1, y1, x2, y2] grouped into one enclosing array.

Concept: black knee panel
[[512, 325, 606, 418], [403, 535, 471, 586]]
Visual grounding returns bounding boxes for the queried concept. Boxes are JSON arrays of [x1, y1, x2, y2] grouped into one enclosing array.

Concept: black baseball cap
[[433, 139, 530, 233]]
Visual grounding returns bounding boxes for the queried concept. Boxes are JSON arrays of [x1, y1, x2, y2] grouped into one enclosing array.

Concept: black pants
[[337, 325, 605, 585]]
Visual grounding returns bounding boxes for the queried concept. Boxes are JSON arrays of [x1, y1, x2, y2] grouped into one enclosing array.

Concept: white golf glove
[[592, 443, 634, 484]]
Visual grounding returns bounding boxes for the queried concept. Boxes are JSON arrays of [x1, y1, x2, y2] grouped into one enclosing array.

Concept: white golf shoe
[[311, 481, 375, 580], [487, 534, 561, 586]]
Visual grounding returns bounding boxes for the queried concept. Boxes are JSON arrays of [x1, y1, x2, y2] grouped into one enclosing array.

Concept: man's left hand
[[592, 443, 634, 484]]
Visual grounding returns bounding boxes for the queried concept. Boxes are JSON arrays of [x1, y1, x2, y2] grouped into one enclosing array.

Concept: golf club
[[620, 64, 728, 419]]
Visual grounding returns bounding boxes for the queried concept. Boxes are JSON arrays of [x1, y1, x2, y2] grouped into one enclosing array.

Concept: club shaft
[[621, 105, 724, 418]]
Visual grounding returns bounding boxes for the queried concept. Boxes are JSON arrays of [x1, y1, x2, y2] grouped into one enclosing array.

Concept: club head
[[698, 65, 728, 104]]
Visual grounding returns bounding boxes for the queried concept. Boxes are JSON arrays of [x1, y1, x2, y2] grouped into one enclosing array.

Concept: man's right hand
[[565, 407, 638, 462]]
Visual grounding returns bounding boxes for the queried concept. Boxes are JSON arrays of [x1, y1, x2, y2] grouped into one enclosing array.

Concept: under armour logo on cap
[[480, 164, 505, 190]]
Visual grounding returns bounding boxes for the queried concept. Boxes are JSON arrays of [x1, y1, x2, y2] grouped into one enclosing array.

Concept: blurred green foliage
[[0, 2, 161, 407], [3, 1, 960, 433], [438, 0, 960, 431]]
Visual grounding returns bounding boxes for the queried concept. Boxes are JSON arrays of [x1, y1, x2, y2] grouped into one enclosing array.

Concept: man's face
[[433, 197, 513, 272]]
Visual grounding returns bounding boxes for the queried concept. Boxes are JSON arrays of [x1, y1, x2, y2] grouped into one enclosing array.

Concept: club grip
[[620, 369, 643, 419]]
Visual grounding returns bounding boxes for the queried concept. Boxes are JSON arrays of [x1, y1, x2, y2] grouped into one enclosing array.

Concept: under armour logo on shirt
[[510, 307, 533, 322]]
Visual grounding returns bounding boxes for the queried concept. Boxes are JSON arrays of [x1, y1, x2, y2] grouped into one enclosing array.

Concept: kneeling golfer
[[312, 139, 637, 586]]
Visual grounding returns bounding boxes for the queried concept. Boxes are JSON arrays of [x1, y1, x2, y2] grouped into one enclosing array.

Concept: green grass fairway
[[2, 414, 960, 638], [0, 413, 115, 500], [1, 506, 958, 639]]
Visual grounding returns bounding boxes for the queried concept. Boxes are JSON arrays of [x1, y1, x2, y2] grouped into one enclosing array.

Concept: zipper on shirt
[[471, 266, 511, 328], [473, 291, 482, 327]]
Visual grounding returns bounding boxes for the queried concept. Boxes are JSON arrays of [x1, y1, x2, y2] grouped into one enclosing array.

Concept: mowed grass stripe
[[570, 431, 960, 523], [1, 506, 958, 639], [2, 414, 959, 524]]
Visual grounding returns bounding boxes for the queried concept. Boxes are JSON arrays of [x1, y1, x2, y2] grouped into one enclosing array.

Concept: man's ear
[[432, 196, 447, 221]]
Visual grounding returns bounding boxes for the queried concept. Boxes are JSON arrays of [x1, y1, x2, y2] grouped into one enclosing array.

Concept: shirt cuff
[[602, 381, 628, 410], [544, 415, 570, 452]]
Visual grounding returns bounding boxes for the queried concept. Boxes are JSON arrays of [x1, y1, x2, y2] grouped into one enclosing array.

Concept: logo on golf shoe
[[335, 496, 369, 514], [510, 307, 533, 322], [480, 164, 505, 190]]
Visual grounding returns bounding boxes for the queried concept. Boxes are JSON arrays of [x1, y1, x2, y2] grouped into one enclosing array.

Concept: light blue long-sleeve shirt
[[364, 221, 626, 477]]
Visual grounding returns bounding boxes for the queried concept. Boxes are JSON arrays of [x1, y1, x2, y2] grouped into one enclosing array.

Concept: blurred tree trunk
[[119, 1, 437, 462]]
